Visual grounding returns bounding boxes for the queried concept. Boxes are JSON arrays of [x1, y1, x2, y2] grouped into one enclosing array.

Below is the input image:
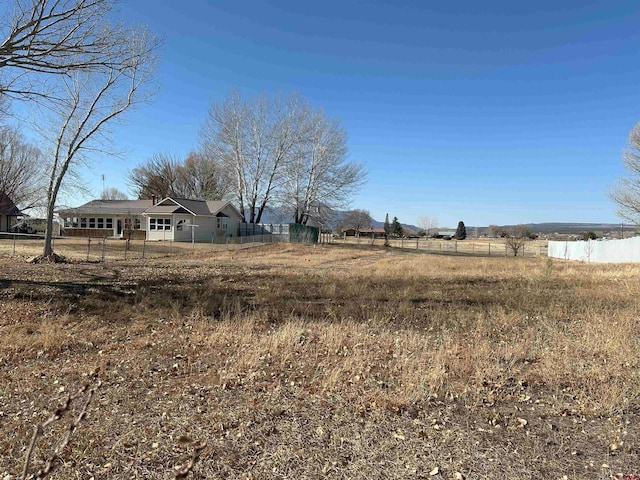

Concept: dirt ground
[[1, 243, 638, 479]]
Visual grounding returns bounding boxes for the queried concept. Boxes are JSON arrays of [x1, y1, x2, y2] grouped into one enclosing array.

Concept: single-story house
[[359, 228, 387, 238], [59, 197, 243, 241], [143, 197, 243, 242], [0, 192, 22, 232], [59, 198, 153, 239]]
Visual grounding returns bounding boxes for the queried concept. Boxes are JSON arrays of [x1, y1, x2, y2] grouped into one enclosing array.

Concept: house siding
[[216, 205, 241, 238]]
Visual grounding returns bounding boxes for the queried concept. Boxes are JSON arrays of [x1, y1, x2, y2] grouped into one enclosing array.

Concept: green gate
[[289, 224, 319, 244]]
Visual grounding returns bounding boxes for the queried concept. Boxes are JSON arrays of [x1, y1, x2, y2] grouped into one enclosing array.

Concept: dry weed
[[1, 244, 639, 478]]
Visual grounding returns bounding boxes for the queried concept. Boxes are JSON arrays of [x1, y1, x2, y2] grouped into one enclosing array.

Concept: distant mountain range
[[478, 222, 635, 234], [254, 208, 635, 235], [364, 220, 634, 235], [369, 219, 419, 231]]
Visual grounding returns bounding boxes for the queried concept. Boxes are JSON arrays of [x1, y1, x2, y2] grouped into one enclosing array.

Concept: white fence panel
[[548, 236, 640, 263]]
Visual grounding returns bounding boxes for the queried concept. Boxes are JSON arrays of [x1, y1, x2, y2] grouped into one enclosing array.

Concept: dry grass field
[[1, 243, 638, 479]]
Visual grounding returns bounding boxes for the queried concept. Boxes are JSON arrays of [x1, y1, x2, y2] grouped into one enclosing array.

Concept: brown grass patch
[[1, 244, 639, 478]]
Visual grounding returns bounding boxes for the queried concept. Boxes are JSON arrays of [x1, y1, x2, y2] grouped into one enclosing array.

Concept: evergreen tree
[[454, 221, 466, 240], [383, 213, 390, 235], [391, 216, 403, 237]]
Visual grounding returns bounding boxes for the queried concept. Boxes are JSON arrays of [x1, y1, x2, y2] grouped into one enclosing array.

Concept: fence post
[[455, 240, 457, 253], [488, 242, 491, 256], [142, 238, 146, 259], [505, 242, 508, 257], [401, 237, 404, 249], [101, 238, 106, 262], [416, 238, 419, 250], [124, 239, 128, 260], [87, 237, 91, 261], [12, 234, 16, 257]]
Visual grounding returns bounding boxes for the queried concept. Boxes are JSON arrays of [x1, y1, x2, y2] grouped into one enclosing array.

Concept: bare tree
[[610, 121, 640, 223], [339, 209, 372, 235], [37, 26, 157, 259], [486, 224, 500, 238], [101, 187, 128, 200], [129, 152, 181, 199], [200, 91, 308, 223], [0, 125, 43, 209], [0, 0, 136, 101], [417, 215, 438, 237], [129, 151, 228, 200], [174, 151, 228, 200], [281, 109, 366, 225], [505, 225, 530, 256]]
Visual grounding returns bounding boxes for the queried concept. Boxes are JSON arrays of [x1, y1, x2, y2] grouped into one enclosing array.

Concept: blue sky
[[74, 0, 639, 226]]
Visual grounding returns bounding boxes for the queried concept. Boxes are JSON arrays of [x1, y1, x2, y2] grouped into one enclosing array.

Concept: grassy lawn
[[1, 243, 638, 479]]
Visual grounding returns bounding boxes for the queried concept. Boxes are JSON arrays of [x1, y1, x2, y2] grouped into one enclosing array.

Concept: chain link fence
[[0, 233, 288, 261]]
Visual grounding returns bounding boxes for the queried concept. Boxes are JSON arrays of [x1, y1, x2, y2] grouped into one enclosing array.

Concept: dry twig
[[174, 441, 207, 479], [21, 378, 102, 480]]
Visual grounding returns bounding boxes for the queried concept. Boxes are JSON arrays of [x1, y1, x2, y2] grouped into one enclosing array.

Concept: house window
[[89, 218, 96, 228], [80, 218, 87, 228], [176, 219, 184, 231], [150, 218, 170, 231], [106, 218, 113, 229], [216, 217, 228, 230], [97, 218, 104, 229], [124, 218, 140, 230]]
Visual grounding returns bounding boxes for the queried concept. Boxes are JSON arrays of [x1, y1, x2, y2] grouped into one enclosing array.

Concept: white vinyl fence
[[548, 236, 640, 263]]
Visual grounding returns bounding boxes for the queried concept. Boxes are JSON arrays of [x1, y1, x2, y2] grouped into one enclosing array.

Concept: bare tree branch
[[100, 186, 127, 199], [128, 151, 229, 200], [0, 0, 162, 102], [200, 91, 310, 223], [282, 109, 366, 225], [610, 121, 640, 224], [0, 125, 44, 210]]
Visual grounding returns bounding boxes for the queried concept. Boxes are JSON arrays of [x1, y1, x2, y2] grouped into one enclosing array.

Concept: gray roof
[[58, 197, 243, 219], [145, 198, 242, 218], [58, 199, 153, 216], [146, 205, 191, 214]]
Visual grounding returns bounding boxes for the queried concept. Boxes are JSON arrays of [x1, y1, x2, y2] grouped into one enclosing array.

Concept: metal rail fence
[[328, 235, 548, 257]]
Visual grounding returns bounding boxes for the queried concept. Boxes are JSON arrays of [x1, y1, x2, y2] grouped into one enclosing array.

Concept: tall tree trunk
[[43, 200, 56, 257]]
